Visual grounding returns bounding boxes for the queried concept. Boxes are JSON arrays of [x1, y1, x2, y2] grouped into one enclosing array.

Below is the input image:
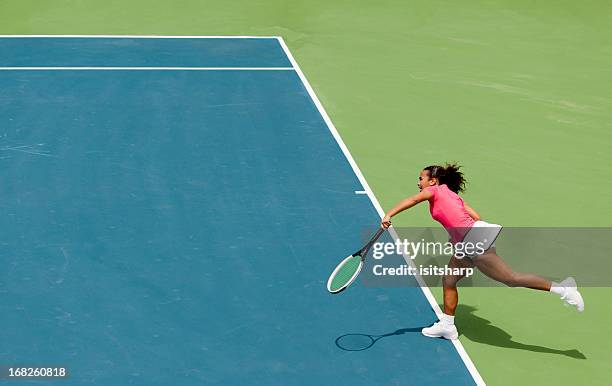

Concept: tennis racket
[[326, 227, 386, 294]]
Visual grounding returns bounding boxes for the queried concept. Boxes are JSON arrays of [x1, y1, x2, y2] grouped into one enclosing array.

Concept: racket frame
[[326, 227, 386, 294], [326, 252, 364, 294]]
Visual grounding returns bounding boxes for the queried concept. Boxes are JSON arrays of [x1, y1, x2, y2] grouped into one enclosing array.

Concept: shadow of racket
[[335, 327, 425, 351]]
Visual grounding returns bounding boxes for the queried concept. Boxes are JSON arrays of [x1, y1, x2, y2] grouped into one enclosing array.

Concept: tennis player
[[380, 164, 584, 340]]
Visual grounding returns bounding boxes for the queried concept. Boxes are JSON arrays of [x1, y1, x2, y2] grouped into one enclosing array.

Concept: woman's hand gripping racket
[[326, 227, 386, 294]]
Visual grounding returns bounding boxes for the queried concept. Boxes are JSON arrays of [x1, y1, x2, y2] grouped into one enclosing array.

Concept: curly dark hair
[[423, 163, 466, 193]]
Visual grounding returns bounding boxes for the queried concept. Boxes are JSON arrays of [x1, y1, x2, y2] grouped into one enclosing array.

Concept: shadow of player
[[455, 304, 586, 359]]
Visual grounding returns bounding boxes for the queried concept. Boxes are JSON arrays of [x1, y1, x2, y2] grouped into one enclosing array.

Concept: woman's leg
[[422, 255, 473, 340], [473, 248, 551, 291], [473, 248, 584, 311], [443, 255, 474, 315]]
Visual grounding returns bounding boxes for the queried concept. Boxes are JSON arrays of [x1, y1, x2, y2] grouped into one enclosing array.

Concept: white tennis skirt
[[461, 220, 503, 257]]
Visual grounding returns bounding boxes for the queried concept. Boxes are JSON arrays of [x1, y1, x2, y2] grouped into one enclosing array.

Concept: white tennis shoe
[[560, 277, 584, 312], [422, 321, 458, 340]]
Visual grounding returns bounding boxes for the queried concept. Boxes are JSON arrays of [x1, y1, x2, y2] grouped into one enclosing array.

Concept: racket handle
[[360, 227, 385, 257]]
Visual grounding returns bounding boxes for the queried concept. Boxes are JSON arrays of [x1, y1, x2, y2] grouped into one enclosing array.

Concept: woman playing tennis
[[380, 163, 584, 340]]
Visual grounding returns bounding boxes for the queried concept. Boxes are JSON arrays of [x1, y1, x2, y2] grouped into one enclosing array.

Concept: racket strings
[[329, 255, 362, 292]]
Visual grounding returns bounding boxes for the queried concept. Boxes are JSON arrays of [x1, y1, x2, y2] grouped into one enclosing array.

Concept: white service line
[[276, 36, 485, 386], [0, 67, 294, 71]]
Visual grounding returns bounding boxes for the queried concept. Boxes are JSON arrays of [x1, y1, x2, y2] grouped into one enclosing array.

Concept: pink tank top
[[425, 184, 475, 243]]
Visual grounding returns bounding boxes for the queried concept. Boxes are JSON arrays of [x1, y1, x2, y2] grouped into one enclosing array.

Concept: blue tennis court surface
[[0, 37, 478, 385]]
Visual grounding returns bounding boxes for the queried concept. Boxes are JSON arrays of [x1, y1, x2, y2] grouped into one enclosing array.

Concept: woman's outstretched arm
[[381, 190, 433, 228]]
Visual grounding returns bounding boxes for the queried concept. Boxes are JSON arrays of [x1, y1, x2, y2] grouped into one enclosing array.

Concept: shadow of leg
[[455, 304, 586, 359]]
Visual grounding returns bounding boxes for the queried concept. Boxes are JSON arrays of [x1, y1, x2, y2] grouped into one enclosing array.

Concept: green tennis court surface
[[1, 1, 611, 385]]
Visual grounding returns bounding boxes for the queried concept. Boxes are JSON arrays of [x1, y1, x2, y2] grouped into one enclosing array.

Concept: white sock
[[550, 282, 566, 297], [440, 313, 455, 325]]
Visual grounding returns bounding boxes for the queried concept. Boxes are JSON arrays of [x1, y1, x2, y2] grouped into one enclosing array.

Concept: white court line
[[276, 36, 486, 386], [0, 67, 294, 71], [354, 190, 368, 195], [0, 35, 280, 39]]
